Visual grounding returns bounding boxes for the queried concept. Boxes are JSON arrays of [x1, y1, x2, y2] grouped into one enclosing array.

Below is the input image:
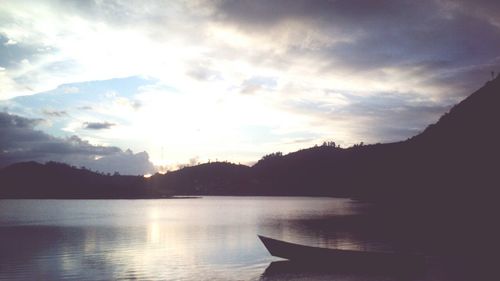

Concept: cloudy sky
[[1, 0, 499, 174]]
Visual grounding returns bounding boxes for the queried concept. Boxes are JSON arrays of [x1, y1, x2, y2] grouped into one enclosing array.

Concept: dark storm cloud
[[319, 11, 500, 71], [0, 112, 118, 160], [83, 121, 116, 130], [0, 111, 43, 129], [214, 0, 432, 29], [0, 112, 154, 175], [212, 0, 500, 97], [212, 0, 500, 38]]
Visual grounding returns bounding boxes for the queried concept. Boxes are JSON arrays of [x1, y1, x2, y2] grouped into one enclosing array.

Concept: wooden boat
[[258, 235, 425, 272]]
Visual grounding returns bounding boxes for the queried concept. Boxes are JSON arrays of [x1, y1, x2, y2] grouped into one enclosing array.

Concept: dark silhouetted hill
[[143, 75, 500, 200], [0, 161, 161, 198], [1, 75, 499, 200], [149, 162, 254, 195]]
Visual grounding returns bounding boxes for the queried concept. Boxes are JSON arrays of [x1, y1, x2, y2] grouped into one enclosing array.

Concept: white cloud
[[1, 0, 499, 166]]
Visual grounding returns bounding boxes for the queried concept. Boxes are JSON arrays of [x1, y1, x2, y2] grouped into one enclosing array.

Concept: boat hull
[[258, 235, 424, 272]]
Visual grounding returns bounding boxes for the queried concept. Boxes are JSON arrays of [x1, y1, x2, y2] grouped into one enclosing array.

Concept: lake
[[0, 197, 454, 280]]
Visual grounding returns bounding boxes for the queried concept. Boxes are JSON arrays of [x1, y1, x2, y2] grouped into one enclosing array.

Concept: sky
[[1, 0, 500, 175]]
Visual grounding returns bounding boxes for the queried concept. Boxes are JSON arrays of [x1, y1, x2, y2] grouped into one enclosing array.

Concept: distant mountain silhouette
[[1, 75, 499, 200]]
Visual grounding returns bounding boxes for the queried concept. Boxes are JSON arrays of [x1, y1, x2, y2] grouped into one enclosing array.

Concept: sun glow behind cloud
[[1, 0, 500, 172]]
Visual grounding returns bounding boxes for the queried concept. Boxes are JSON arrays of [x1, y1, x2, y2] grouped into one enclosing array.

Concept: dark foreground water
[[0, 197, 456, 280]]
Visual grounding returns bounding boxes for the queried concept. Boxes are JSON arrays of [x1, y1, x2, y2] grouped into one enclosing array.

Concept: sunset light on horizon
[[1, 0, 500, 174]]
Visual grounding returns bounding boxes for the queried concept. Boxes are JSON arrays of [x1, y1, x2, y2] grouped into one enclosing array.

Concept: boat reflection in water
[[260, 260, 424, 281]]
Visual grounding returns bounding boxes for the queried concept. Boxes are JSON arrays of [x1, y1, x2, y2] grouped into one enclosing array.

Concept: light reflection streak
[[1, 197, 368, 280]]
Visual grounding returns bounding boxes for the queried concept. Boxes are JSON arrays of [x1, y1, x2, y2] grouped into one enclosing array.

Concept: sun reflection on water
[[1, 197, 369, 280], [147, 221, 161, 244]]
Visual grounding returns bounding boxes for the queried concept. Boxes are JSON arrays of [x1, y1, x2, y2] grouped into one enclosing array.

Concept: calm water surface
[[0, 197, 446, 280]]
